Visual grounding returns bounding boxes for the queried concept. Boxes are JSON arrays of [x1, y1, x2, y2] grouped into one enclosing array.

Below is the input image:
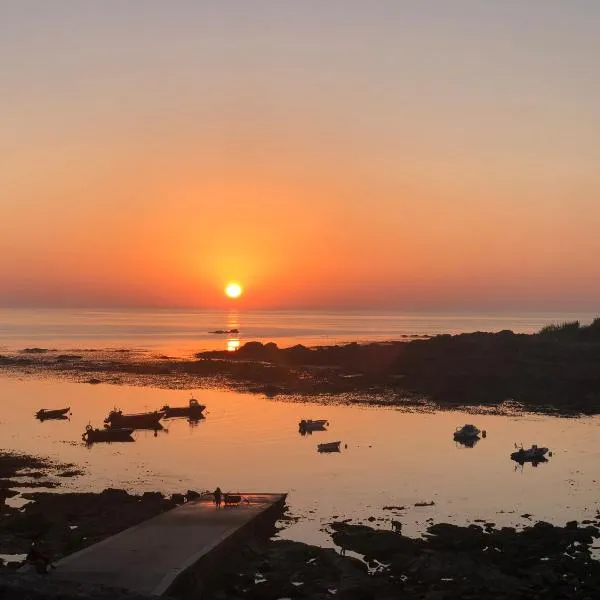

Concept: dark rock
[[142, 491, 164, 502], [566, 520, 578, 529], [58, 470, 82, 478]]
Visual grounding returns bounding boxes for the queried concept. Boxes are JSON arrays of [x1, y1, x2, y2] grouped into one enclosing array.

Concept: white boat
[[453, 424, 481, 439], [299, 419, 329, 431], [317, 441, 341, 453], [511, 444, 549, 463]]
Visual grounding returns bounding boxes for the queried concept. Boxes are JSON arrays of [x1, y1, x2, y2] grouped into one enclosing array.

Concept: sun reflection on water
[[227, 338, 240, 352]]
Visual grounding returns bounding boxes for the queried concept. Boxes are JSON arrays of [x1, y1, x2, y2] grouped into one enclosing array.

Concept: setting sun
[[225, 282, 243, 299]]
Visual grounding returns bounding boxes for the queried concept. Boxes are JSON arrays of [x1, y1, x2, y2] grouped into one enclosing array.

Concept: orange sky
[[2, 2, 600, 310]]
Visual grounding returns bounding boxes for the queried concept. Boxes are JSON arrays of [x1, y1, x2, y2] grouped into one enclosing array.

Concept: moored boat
[[299, 419, 328, 431], [104, 409, 163, 429], [36, 407, 70, 420], [224, 493, 248, 505], [453, 424, 481, 440], [511, 444, 549, 463], [82, 425, 134, 443], [317, 441, 341, 453], [161, 398, 206, 419]]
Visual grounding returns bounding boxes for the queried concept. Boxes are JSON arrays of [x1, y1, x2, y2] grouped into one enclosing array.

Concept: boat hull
[[318, 441, 341, 453], [104, 411, 163, 429], [83, 427, 134, 443], [36, 407, 70, 420], [161, 405, 206, 419], [299, 419, 328, 431], [511, 448, 549, 463]]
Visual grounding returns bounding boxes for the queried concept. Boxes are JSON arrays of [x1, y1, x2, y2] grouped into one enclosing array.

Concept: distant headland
[[2, 319, 600, 414]]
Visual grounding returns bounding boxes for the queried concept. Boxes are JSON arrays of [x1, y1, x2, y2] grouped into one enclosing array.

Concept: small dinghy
[[161, 398, 206, 419], [453, 424, 481, 440], [511, 444, 549, 463], [104, 409, 163, 429], [36, 407, 70, 420], [317, 441, 341, 453], [82, 425, 134, 443], [299, 419, 329, 432]]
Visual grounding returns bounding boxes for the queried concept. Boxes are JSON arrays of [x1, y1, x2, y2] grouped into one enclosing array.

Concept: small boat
[[299, 419, 329, 431], [511, 444, 549, 463], [161, 398, 206, 419], [453, 424, 481, 440], [209, 328, 239, 334], [317, 441, 341, 453], [82, 425, 134, 443], [104, 409, 163, 429], [35, 407, 70, 420], [224, 493, 249, 505]]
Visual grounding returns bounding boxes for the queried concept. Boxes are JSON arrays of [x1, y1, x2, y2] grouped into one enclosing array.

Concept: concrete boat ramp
[[51, 493, 287, 598]]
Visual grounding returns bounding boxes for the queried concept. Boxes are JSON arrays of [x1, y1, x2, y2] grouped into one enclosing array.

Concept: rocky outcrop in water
[[4, 319, 600, 413]]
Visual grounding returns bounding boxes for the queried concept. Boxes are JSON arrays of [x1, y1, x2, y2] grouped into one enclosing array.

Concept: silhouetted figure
[[26, 540, 53, 574], [213, 487, 222, 508]]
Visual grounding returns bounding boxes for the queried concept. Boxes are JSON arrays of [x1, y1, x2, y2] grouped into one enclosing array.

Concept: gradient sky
[[1, 1, 600, 310]]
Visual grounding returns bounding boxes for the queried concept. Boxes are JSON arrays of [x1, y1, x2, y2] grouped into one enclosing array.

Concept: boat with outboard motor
[[317, 441, 341, 453], [82, 424, 134, 443], [161, 398, 206, 419], [299, 419, 328, 432], [36, 407, 70, 420], [511, 444, 549, 463], [104, 409, 163, 429]]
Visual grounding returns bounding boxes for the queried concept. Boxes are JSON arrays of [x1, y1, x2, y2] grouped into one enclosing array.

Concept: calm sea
[[1, 308, 600, 549], [1, 376, 600, 548], [0, 308, 596, 356]]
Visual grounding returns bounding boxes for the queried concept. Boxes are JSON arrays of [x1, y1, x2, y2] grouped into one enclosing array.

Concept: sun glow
[[225, 282, 243, 299], [227, 338, 240, 352]]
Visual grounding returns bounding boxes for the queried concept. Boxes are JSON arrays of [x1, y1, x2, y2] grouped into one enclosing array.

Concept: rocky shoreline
[[204, 519, 600, 600], [3, 321, 600, 413], [0, 450, 211, 598], [0, 451, 200, 568]]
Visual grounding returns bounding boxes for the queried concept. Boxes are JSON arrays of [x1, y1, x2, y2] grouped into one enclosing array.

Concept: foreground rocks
[[204, 519, 600, 600], [0, 451, 190, 565], [0, 571, 151, 600], [0, 488, 178, 560]]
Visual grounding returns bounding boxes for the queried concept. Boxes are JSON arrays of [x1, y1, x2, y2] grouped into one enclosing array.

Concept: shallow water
[[1, 374, 600, 547]]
